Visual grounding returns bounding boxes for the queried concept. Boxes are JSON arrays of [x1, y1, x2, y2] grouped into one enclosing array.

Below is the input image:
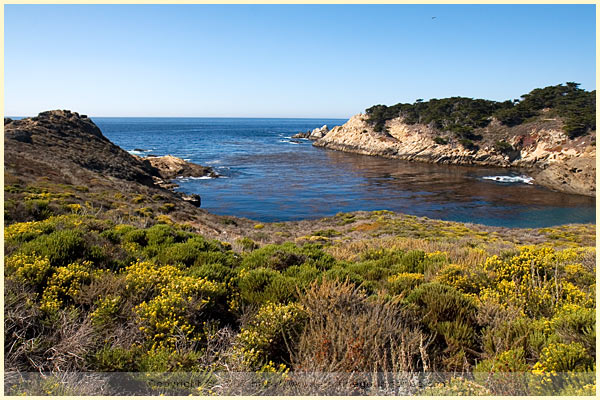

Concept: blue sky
[[4, 4, 596, 118]]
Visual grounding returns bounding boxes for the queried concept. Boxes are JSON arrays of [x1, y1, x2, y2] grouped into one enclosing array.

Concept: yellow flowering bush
[[135, 276, 225, 348], [123, 261, 182, 296], [257, 361, 290, 387], [387, 272, 424, 295], [5, 253, 53, 289], [236, 302, 307, 368], [90, 294, 122, 327], [479, 246, 592, 318], [40, 261, 93, 313], [532, 342, 594, 373], [67, 203, 82, 213], [549, 304, 595, 353], [434, 263, 486, 295], [5, 215, 91, 243], [155, 214, 174, 225], [5, 221, 45, 242], [474, 348, 529, 373], [24, 192, 51, 201]]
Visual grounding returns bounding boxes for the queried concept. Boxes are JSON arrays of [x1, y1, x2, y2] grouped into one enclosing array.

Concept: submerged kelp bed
[[4, 195, 595, 396]]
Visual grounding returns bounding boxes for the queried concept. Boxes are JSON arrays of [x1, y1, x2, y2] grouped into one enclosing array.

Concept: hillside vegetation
[[365, 82, 595, 140], [4, 193, 595, 395]]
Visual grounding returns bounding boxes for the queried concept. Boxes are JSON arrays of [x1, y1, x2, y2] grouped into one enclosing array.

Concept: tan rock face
[[143, 155, 218, 180], [314, 114, 595, 196]]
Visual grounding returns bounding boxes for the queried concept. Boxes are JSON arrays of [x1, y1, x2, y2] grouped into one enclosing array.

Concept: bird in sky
[[432, 16, 437, 19]]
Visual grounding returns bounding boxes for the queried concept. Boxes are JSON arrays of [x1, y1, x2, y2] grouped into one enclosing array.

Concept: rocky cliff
[[313, 113, 596, 196]]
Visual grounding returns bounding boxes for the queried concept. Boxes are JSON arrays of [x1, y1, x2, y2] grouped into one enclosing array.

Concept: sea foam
[[482, 175, 534, 185]]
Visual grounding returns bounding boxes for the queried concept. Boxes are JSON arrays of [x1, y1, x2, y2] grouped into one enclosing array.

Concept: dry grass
[[290, 279, 432, 394]]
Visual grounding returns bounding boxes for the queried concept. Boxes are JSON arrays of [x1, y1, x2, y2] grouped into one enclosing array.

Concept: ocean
[[93, 117, 595, 228]]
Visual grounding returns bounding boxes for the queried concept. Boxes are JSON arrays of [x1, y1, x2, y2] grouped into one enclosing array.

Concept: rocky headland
[[313, 105, 595, 197], [5, 110, 216, 188]]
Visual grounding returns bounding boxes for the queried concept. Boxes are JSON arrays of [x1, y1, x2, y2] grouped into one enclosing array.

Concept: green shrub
[[194, 250, 239, 269], [552, 305, 595, 355], [494, 140, 514, 153], [158, 203, 175, 213], [241, 243, 334, 272], [90, 345, 142, 371], [361, 248, 404, 267], [237, 268, 288, 305], [475, 348, 529, 373], [283, 264, 321, 288], [406, 283, 479, 368], [236, 237, 259, 251], [323, 266, 365, 290], [346, 260, 389, 282], [137, 347, 204, 373], [123, 228, 147, 246], [145, 224, 189, 248], [398, 249, 426, 273], [481, 316, 532, 358], [311, 229, 341, 238], [158, 239, 209, 267], [336, 212, 356, 225], [459, 138, 478, 150], [189, 262, 235, 282], [21, 229, 85, 266], [100, 228, 121, 244], [24, 199, 52, 220], [361, 249, 427, 274], [433, 136, 449, 145]]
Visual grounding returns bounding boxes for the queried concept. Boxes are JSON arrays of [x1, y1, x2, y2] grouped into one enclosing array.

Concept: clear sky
[[4, 4, 596, 118]]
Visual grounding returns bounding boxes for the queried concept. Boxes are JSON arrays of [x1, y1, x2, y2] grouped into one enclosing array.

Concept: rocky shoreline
[[310, 113, 595, 197]]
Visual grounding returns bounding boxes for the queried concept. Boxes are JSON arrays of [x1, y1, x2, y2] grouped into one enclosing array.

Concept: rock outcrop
[[292, 125, 329, 140], [144, 155, 218, 180], [131, 154, 218, 190], [4, 110, 158, 186], [313, 113, 595, 197]]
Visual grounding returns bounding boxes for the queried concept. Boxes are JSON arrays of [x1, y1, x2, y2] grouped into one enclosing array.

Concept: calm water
[[93, 118, 595, 228]]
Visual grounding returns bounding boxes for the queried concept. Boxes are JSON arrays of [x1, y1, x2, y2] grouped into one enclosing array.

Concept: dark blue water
[[93, 118, 595, 228]]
